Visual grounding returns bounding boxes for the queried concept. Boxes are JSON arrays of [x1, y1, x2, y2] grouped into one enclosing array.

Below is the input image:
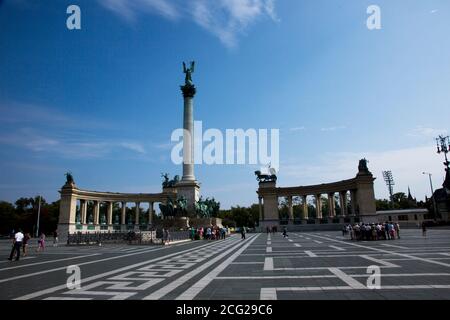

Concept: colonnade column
[[135, 202, 140, 226], [81, 200, 87, 224], [93, 201, 99, 225], [107, 202, 113, 225], [315, 194, 322, 219], [302, 195, 308, 220], [121, 202, 126, 225], [328, 193, 335, 218], [339, 191, 347, 217], [288, 196, 294, 222], [148, 202, 154, 226]]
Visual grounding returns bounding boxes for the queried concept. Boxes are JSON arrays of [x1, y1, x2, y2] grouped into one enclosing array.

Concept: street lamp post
[[423, 172, 438, 221], [36, 195, 41, 238], [382, 171, 395, 208], [436, 135, 450, 171]]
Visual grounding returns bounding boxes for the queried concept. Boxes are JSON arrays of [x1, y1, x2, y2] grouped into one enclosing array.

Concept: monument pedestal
[[176, 180, 200, 213]]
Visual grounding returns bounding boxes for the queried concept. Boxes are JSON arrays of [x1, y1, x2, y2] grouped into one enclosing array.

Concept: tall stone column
[[135, 202, 140, 226], [81, 200, 87, 224], [315, 194, 322, 219], [177, 61, 200, 213], [107, 202, 113, 226], [339, 191, 347, 217], [148, 202, 153, 226], [121, 202, 126, 225], [182, 89, 195, 182], [93, 201, 100, 225], [288, 196, 294, 222], [302, 195, 308, 220], [328, 193, 335, 218]]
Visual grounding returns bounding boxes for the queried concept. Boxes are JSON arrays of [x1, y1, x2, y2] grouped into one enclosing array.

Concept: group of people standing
[[265, 226, 278, 234], [8, 229, 57, 261], [344, 222, 401, 241], [190, 226, 229, 241]]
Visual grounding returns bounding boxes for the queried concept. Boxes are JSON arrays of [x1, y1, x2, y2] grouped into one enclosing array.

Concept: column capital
[[181, 84, 196, 98]]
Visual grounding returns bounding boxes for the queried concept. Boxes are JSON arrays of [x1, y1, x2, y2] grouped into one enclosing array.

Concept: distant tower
[[176, 61, 200, 213]]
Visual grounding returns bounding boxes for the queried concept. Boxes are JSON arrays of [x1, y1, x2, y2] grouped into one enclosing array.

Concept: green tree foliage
[[376, 192, 420, 211], [218, 204, 259, 228], [0, 197, 59, 235]]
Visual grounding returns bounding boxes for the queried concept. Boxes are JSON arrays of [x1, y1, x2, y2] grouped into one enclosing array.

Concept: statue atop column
[[64, 172, 75, 186], [357, 158, 371, 175], [181, 61, 196, 98], [183, 61, 195, 86]]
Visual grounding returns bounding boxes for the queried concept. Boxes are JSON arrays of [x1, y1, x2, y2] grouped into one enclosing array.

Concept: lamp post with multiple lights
[[382, 170, 395, 208], [422, 172, 438, 221], [436, 135, 450, 172]]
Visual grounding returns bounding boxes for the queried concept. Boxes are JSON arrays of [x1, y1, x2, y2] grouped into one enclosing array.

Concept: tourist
[[395, 223, 401, 239], [166, 229, 170, 244], [8, 229, 24, 261], [422, 222, 427, 237], [349, 225, 354, 240], [22, 232, 31, 257], [163, 228, 170, 245], [36, 233, 46, 252], [389, 222, 396, 240], [206, 227, 211, 240], [282, 227, 288, 238], [384, 221, 390, 240], [376, 223, 383, 240], [53, 230, 59, 247], [241, 226, 246, 240]]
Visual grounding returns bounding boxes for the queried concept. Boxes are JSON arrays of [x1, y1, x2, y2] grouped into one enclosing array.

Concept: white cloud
[[289, 126, 306, 132], [280, 145, 446, 201], [119, 142, 146, 154], [320, 126, 346, 132], [407, 125, 447, 138], [430, 9, 438, 14], [0, 128, 148, 159], [100, 0, 179, 22], [98, 0, 278, 48]]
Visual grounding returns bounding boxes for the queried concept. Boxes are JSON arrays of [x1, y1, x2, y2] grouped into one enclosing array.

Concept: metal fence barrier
[[66, 230, 191, 246]]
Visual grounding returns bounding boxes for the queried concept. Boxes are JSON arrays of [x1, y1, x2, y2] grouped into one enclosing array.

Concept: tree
[[218, 204, 259, 228], [0, 201, 17, 234]]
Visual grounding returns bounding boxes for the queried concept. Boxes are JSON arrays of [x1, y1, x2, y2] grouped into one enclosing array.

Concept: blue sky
[[0, 0, 449, 208]]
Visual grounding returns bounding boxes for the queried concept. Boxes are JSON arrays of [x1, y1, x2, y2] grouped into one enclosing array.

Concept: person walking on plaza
[[8, 229, 24, 261], [22, 232, 31, 257], [53, 230, 59, 247], [282, 227, 288, 238], [36, 232, 46, 252], [384, 221, 391, 240], [395, 223, 400, 239], [241, 226, 246, 240], [422, 222, 427, 237]]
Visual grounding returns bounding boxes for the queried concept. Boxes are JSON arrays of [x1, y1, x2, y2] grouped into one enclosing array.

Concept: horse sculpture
[[254, 170, 277, 183]]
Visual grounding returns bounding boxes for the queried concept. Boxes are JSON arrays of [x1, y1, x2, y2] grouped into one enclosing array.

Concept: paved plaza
[[1, 229, 450, 300]]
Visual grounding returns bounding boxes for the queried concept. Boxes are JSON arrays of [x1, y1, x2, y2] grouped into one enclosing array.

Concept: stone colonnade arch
[[257, 160, 377, 229], [58, 182, 176, 242]]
